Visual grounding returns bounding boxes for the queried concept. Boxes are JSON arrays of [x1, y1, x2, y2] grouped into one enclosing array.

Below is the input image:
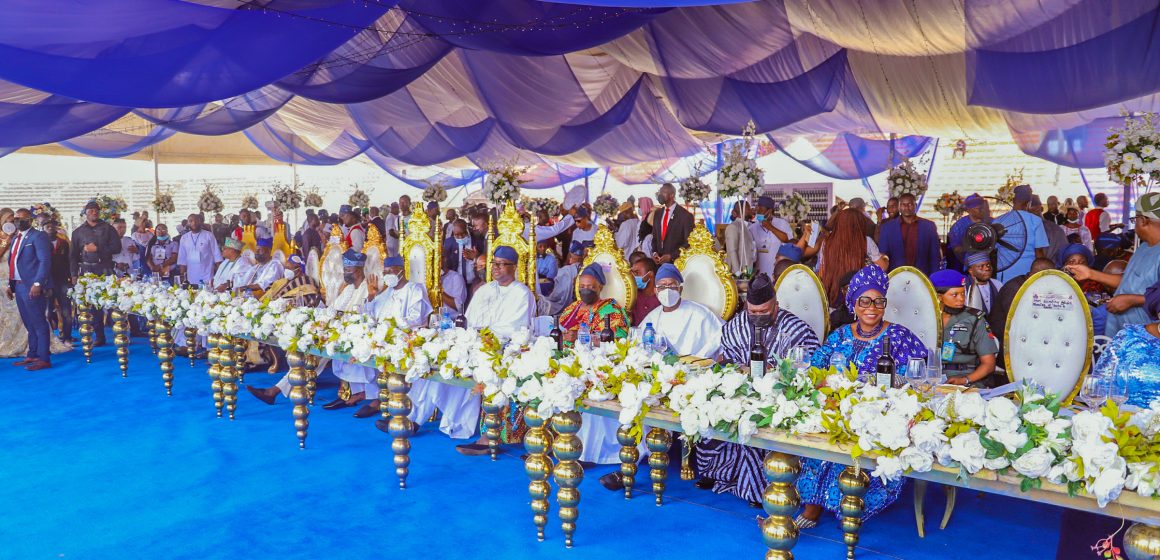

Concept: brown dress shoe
[[246, 385, 278, 405], [12, 358, 34, 366], [25, 360, 52, 371]]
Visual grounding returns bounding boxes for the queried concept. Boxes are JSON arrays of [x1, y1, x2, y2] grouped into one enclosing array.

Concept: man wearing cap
[[1093, 232, 1127, 271], [877, 192, 942, 275], [649, 183, 695, 265], [176, 213, 221, 287], [931, 269, 998, 387], [547, 241, 586, 315], [638, 263, 723, 357], [1067, 193, 1160, 336], [339, 205, 365, 252], [691, 273, 819, 506], [234, 228, 284, 297], [262, 253, 321, 308], [774, 244, 803, 279], [947, 193, 989, 273], [314, 249, 378, 413], [213, 238, 252, 292], [749, 196, 793, 279], [993, 185, 1049, 283], [963, 251, 1002, 316], [453, 245, 537, 454], [366, 255, 433, 424]]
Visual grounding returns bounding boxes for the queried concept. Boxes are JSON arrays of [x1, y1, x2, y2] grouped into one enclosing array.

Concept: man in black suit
[[649, 183, 694, 265]]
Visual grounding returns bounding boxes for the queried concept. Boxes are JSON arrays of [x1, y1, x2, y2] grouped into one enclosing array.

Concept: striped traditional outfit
[[695, 308, 819, 503]]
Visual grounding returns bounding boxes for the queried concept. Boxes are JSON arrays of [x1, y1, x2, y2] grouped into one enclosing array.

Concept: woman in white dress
[[0, 208, 72, 358]]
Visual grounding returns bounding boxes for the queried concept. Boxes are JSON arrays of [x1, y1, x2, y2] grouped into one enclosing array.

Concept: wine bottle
[[550, 315, 563, 352], [599, 315, 614, 344], [749, 323, 766, 377], [453, 313, 467, 329], [875, 336, 896, 388]]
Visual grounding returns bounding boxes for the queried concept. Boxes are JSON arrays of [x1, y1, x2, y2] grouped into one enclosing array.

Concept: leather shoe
[[322, 398, 356, 410], [246, 385, 277, 405], [748, 500, 763, 509], [599, 472, 625, 492], [353, 404, 379, 418], [694, 477, 715, 490], [376, 418, 418, 435], [12, 357, 34, 366], [25, 360, 51, 371], [455, 443, 492, 456]]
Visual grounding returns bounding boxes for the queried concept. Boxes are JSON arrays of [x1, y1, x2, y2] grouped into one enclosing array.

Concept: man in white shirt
[[748, 196, 792, 280], [176, 213, 222, 287], [111, 218, 138, 277], [614, 201, 640, 261], [384, 203, 401, 257], [724, 202, 755, 277], [639, 263, 723, 358], [452, 245, 535, 453]]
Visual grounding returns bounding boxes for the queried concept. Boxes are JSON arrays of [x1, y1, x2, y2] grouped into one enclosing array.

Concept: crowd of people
[[4, 181, 1160, 534]]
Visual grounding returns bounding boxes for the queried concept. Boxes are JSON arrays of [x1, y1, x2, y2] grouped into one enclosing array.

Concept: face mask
[[657, 288, 680, 307], [283, 270, 296, 281], [579, 288, 599, 305], [474, 267, 485, 276], [1067, 217, 1079, 224], [1, 222, 15, 235], [157, 235, 169, 242], [383, 274, 399, 289], [754, 214, 766, 223], [748, 313, 773, 328], [456, 237, 470, 247], [943, 305, 965, 315], [14, 219, 31, 232], [634, 275, 648, 290], [343, 273, 356, 284]]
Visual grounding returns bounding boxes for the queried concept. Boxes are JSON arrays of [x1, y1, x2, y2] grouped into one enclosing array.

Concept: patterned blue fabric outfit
[[1093, 324, 1160, 408]]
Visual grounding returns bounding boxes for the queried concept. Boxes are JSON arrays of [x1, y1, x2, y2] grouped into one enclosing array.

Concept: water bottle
[[577, 323, 591, 347], [642, 323, 656, 350], [440, 310, 453, 331]]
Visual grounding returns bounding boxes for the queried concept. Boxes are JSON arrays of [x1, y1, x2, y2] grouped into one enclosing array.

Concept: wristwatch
[[32, 282, 40, 287]]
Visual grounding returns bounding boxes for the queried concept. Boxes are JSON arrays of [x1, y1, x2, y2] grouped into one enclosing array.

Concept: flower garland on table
[[303, 188, 324, 208], [592, 194, 619, 218], [271, 183, 303, 210], [422, 181, 448, 204], [886, 159, 929, 199], [69, 274, 1160, 507], [520, 196, 560, 218], [1106, 111, 1160, 189], [778, 192, 812, 224], [933, 191, 963, 218], [716, 120, 765, 200], [197, 183, 224, 214], [483, 161, 528, 207]]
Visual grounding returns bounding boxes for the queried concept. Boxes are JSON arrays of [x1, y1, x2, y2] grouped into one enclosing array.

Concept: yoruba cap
[[493, 245, 519, 263], [776, 244, 803, 263], [580, 263, 606, 285], [342, 249, 366, 267], [963, 251, 991, 270], [746, 273, 774, 305], [384, 255, 404, 268], [655, 263, 683, 284]]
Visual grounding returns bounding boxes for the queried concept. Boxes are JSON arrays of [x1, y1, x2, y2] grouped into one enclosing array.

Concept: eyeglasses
[[493, 262, 516, 268], [856, 296, 888, 309], [656, 284, 680, 291]]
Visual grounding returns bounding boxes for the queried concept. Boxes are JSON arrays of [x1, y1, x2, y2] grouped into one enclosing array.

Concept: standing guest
[[440, 252, 468, 319], [547, 241, 586, 315], [131, 218, 153, 250], [614, 202, 640, 261], [8, 208, 53, 370], [993, 185, 1049, 283], [468, 254, 488, 297], [443, 219, 477, 287], [773, 244, 802, 281], [210, 213, 231, 246], [176, 213, 221, 287], [1084, 192, 1113, 241], [693, 273, 820, 507], [930, 270, 998, 388], [947, 194, 990, 271], [299, 212, 323, 260], [814, 209, 887, 308], [876, 193, 941, 275], [233, 208, 258, 251], [1066, 193, 1160, 337], [443, 208, 458, 240], [368, 205, 386, 241], [384, 203, 401, 258], [1044, 195, 1066, 225], [1060, 204, 1093, 250], [144, 224, 178, 284], [749, 196, 793, 279], [846, 197, 877, 239], [828, 270, 858, 333], [339, 205, 365, 252], [989, 257, 1055, 351], [799, 264, 927, 528], [963, 251, 1003, 316], [630, 257, 659, 325], [883, 196, 900, 223], [724, 201, 755, 277], [570, 206, 597, 247], [638, 263, 723, 357], [649, 183, 694, 265], [43, 221, 73, 343], [1029, 195, 1068, 262], [110, 218, 138, 277], [70, 202, 120, 348]]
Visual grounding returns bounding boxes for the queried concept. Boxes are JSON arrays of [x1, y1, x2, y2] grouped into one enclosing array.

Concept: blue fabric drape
[[768, 133, 934, 180]]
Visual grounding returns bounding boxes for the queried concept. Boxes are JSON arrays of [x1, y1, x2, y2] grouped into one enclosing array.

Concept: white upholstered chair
[[675, 224, 738, 321], [1004, 270, 1092, 404], [885, 266, 940, 353], [774, 264, 829, 342]]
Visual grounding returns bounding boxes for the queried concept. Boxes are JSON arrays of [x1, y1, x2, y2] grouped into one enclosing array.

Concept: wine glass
[[926, 349, 945, 386], [906, 357, 928, 392], [1078, 376, 1109, 410], [1109, 373, 1130, 407]]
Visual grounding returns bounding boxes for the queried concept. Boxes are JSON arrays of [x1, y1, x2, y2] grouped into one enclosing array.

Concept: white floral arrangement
[[152, 192, 175, 215], [348, 185, 370, 209], [483, 161, 528, 207], [592, 194, 619, 218], [240, 195, 259, 210], [679, 176, 712, 205], [1106, 111, 1160, 188], [197, 183, 224, 214], [716, 120, 765, 199], [31, 202, 61, 226], [271, 183, 302, 210], [422, 181, 448, 204], [72, 275, 1160, 509], [933, 191, 964, 218], [886, 158, 929, 199], [303, 188, 323, 208], [778, 192, 811, 224], [520, 196, 560, 218], [996, 168, 1023, 207]]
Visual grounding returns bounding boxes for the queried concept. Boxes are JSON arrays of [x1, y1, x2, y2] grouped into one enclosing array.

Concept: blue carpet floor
[[0, 338, 1065, 560]]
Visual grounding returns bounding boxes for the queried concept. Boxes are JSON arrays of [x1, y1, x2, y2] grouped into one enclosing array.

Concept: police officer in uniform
[[930, 269, 999, 387]]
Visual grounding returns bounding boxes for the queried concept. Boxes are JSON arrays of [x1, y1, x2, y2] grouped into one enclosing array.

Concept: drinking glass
[[906, 358, 928, 392], [1109, 373, 1130, 407], [1078, 376, 1109, 410]]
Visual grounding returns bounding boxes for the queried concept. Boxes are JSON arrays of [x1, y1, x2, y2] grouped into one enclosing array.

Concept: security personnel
[[931, 269, 999, 387]]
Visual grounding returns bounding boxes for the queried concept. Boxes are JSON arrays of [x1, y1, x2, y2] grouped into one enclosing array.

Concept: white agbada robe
[[615, 217, 640, 260], [384, 214, 401, 257], [522, 214, 575, 241], [239, 258, 284, 291], [325, 282, 377, 397], [368, 281, 442, 425], [547, 263, 579, 315], [434, 280, 535, 439], [211, 258, 243, 290], [749, 218, 792, 279], [639, 299, 724, 358], [441, 271, 467, 319]]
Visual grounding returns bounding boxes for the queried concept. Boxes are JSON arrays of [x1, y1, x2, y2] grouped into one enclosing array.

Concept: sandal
[[794, 514, 818, 530]]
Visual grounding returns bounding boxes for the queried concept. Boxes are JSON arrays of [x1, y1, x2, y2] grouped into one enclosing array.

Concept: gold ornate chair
[[885, 266, 940, 353], [674, 224, 737, 320], [400, 204, 443, 309], [363, 223, 387, 288], [317, 224, 347, 306], [577, 225, 636, 310], [486, 201, 536, 288], [773, 264, 828, 341], [1004, 269, 1091, 403]]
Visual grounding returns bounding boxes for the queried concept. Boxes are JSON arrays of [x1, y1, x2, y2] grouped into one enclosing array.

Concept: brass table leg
[[207, 333, 224, 417], [304, 354, 318, 406], [287, 350, 309, 449], [616, 425, 639, 500], [838, 466, 870, 560], [185, 327, 197, 367], [551, 412, 583, 548], [524, 410, 553, 541], [78, 306, 94, 363], [482, 401, 503, 461], [147, 316, 158, 355], [761, 452, 801, 559], [384, 370, 413, 488], [156, 322, 175, 396], [231, 338, 246, 385], [1125, 523, 1160, 560], [111, 309, 128, 377], [646, 427, 672, 506], [218, 336, 238, 420]]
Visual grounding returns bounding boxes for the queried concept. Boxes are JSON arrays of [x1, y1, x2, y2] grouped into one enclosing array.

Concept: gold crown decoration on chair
[[486, 201, 536, 288], [317, 224, 349, 303], [674, 223, 738, 320], [401, 202, 443, 309], [577, 225, 637, 310], [363, 221, 386, 256]]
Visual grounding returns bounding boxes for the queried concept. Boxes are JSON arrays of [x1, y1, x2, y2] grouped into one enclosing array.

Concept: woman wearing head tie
[[797, 264, 927, 528]]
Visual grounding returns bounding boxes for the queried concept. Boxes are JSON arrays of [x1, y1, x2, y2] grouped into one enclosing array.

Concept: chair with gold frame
[[400, 203, 443, 309], [674, 224, 738, 321], [1004, 269, 1092, 403], [576, 225, 636, 310], [486, 201, 536, 288], [316, 224, 348, 305], [363, 222, 387, 288]]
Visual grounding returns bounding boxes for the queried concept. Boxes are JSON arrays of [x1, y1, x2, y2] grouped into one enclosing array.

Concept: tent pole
[[152, 145, 160, 198]]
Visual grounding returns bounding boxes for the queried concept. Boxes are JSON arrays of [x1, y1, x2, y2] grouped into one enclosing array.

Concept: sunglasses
[[856, 296, 888, 309], [493, 262, 516, 268]]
